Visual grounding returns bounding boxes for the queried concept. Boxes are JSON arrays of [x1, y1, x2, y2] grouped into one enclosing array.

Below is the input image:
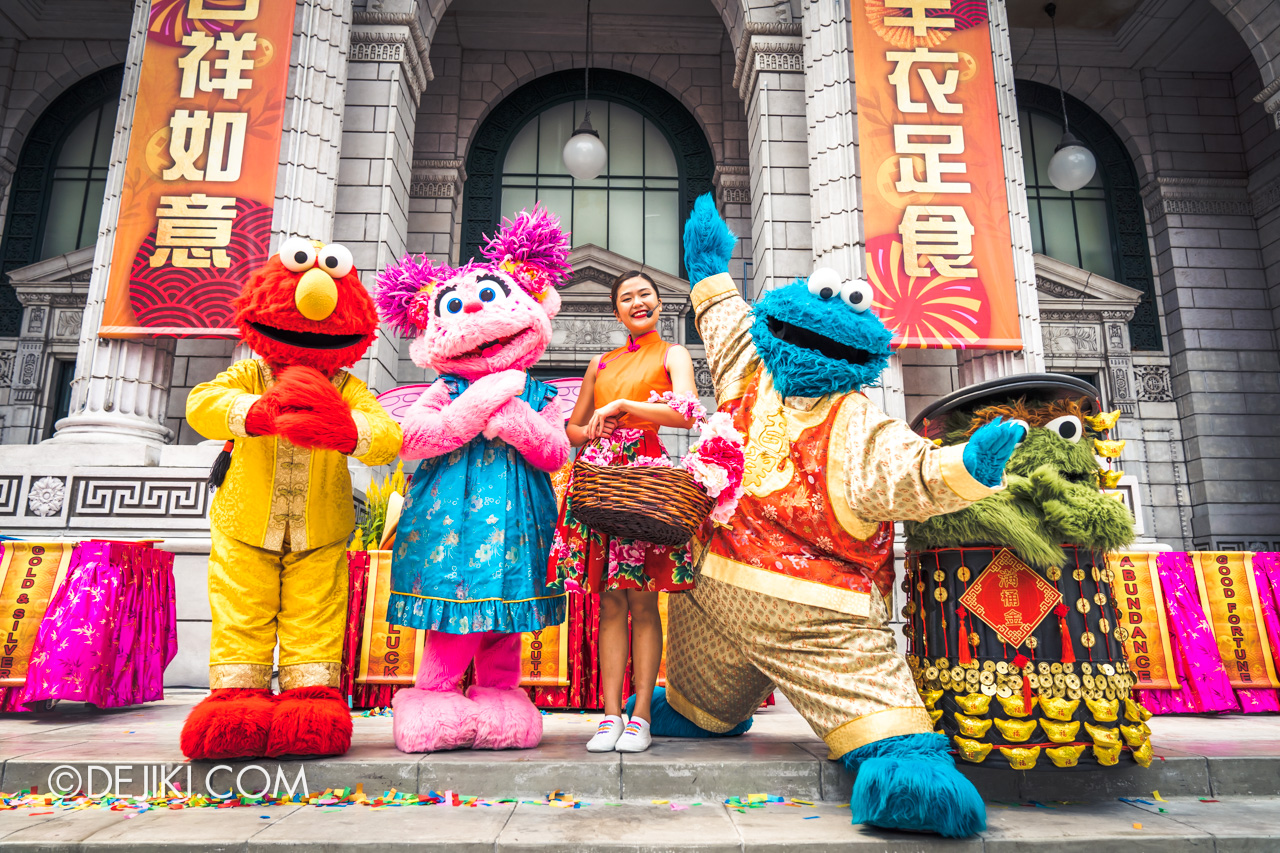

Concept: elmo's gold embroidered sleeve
[[840, 394, 1002, 524], [186, 359, 264, 440], [339, 374, 403, 466], [690, 273, 760, 405]]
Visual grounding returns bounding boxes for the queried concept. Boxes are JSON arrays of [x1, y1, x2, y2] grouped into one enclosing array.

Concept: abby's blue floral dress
[[388, 375, 566, 634]]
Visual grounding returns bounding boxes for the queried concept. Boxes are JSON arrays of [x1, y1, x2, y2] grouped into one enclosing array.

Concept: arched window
[[1018, 107, 1113, 280], [1014, 80, 1161, 351], [0, 66, 123, 337], [500, 100, 680, 274]]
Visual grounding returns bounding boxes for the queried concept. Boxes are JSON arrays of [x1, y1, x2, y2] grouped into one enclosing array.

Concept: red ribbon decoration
[[956, 604, 973, 666], [1054, 603, 1076, 664], [1014, 652, 1034, 715]]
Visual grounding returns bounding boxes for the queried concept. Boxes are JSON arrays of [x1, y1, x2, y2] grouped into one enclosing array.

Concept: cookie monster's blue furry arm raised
[[684, 194, 759, 404]]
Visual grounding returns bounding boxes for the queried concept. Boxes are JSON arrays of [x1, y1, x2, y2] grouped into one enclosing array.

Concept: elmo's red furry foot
[[180, 688, 276, 760], [266, 686, 353, 758]]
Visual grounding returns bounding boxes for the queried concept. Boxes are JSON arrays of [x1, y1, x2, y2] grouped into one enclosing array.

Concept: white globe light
[[563, 127, 607, 181], [1048, 132, 1097, 192]]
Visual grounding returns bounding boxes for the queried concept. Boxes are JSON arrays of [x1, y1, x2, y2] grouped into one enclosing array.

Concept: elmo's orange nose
[[295, 267, 338, 321]]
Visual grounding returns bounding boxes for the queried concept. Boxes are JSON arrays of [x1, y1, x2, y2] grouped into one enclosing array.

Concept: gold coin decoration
[[1091, 565, 1102, 581], [1066, 674, 1081, 690], [957, 566, 971, 582], [1114, 626, 1129, 642], [996, 684, 1013, 699], [1025, 636, 1038, 649], [933, 569, 946, 583], [934, 587, 948, 602], [1101, 664, 1115, 676], [1046, 566, 1062, 581], [969, 632, 981, 647], [1073, 568, 1086, 581], [925, 666, 939, 680], [979, 671, 995, 686], [980, 683, 997, 696], [1076, 599, 1092, 614], [1102, 567, 1115, 583], [1094, 592, 1108, 606], [1098, 617, 1111, 633], [1050, 662, 1063, 675], [955, 666, 969, 682], [1081, 631, 1097, 647], [917, 581, 927, 592], [982, 660, 996, 673], [996, 661, 1009, 674], [1081, 662, 1093, 675]]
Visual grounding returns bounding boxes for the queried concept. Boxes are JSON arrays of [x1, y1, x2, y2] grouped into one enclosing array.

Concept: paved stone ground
[[0, 691, 1274, 850]]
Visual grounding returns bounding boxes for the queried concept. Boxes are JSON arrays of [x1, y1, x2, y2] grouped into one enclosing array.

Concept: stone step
[[0, 795, 1278, 850]]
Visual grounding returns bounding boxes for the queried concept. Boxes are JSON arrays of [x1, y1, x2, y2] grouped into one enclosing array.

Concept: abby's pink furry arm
[[690, 273, 759, 404], [486, 396, 569, 472], [401, 372, 525, 460]]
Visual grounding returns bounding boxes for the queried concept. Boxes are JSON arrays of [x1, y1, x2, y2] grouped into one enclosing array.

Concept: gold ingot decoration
[[1085, 696, 1120, 722], [921, 689, 943, 709], [1119, 724, 1148, 748], [1101, 469, 1124, 489], [1085, 409, 1122, 432], [1076, 599, 1092, 614], [956, 713, 994, 738], [1124, 698, 1153, 723], [934, 587, 948, 602], [1093, 743, 1122, 766], [1046, 744, 1088, 768], [993, 717, 1039, 743], [1133, 739, 1154, 768], [1081, 631, 1097, 648], [1039, 696, 1080, 721], [929, 709, 944, 727], [1094, 438, 1126, 459], [955, 693, 992, 716], [1042, 719, 1082, 743], [999, 746, 1041, 770], [933, 569, 946, 582], [954, 736, 993, 764], [957, 566, 971, 582], [1084, 721, 1121, 748], [996, 693, 1030, 718], [1073, 567, 1086, 581], [1046, 566, 1062, 581]]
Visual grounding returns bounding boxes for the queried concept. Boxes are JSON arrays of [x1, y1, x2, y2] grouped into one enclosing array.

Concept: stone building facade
[[0, 0, 1278, 684]]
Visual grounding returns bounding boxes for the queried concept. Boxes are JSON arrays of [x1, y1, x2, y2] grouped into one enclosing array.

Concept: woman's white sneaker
[[614, 717, 652, 752], [586, 715, 626, 752]]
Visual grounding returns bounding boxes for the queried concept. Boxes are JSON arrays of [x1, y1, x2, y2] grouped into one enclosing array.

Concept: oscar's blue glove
[[682, 193, 736, 286], [962, 416, 1027, 488]]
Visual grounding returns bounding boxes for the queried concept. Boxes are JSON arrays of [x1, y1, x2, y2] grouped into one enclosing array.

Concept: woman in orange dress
[[548, 271, 698, 754]]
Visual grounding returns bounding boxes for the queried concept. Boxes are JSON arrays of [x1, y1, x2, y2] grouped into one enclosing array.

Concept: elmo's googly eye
[[317, 244, 354, 278], [279, 237, 316, 272], [806, 267, 842, 300], [840, 280, 874, 313], [1045, 414, 1083, 443]]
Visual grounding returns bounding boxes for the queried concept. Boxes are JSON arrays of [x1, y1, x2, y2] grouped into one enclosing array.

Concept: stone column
[[737, 23, 811, 300], [335, 4, 431, 394]]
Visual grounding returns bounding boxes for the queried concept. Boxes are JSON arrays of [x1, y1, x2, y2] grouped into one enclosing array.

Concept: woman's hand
[[586, 399, 627, 440]]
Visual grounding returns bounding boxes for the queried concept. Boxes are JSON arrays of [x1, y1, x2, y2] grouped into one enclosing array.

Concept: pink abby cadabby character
[[375, 206, 571, 751]]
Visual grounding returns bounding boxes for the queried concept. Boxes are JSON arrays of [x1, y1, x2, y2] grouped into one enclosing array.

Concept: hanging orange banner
[[1106, 552, 1178, 690], [851, 0, 1020, 350], [358, 551, 426, 685], [100, 0, 295, 337], [1193, 552, 1280, 689], [520, 625, 569, 688], [0, 542, 73, 687]]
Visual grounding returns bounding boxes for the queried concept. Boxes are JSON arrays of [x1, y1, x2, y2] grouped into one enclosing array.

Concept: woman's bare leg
[[598, 589, 630, 717], [625, 590, 663, 723]]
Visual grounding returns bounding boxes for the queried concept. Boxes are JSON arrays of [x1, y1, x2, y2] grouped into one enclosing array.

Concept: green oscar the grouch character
[[907, 376, 1135, 565]]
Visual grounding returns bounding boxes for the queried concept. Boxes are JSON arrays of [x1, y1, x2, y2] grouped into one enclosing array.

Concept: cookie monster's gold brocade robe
[[663, 274, 1002, 758], [187, 359, 401, 690]]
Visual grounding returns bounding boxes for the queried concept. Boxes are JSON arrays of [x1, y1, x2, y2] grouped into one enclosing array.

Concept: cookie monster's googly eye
[[806, 267, 842, 300], [316, 243, 354, 278], [446, 297, 464, 314], [279, 237, 316, 272], [1045, 414, 1083, 443], [840, 280, 874, 313]]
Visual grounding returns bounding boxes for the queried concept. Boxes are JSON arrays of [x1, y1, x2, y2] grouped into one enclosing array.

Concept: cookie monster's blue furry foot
[[842, 732, 986, 838], [624, 687, 753, 738], [963, 416, 1028, 488], [682, 194, 737, 285]]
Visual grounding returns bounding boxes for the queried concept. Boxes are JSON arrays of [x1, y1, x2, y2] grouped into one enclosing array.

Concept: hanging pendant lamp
[[1044, 3, 1096, 192], [562, 0, 607, 181]]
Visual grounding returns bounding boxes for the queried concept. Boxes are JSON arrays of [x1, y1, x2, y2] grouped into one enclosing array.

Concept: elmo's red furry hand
[[244, 394, 282, 436], [270, 365, 359, 453]]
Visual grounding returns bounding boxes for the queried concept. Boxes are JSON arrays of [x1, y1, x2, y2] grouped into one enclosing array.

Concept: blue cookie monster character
[[626, 194, 1025, 839]]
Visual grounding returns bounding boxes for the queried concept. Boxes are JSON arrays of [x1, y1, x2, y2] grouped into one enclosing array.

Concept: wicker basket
[[567, 460, 714, 546]]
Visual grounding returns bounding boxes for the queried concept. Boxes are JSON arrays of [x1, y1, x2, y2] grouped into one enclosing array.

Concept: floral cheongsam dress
[[388, 375, 566, 634]]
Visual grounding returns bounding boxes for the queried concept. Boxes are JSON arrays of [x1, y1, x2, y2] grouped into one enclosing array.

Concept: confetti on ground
[[355, 707, 393, 718], [1153, 791, 1166, 802], [670, 804, 687, 811], [1200, 799, 1219, 803], [804, 815, 820, 820], [1133, 823, 1143, 830]]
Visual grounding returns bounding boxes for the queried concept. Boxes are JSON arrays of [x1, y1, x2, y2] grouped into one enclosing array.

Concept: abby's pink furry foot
[[392, 687, 480, 753], [467, 685, 543, 749]]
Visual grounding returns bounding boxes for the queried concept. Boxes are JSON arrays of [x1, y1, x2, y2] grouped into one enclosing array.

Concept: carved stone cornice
[[1254, 77, 1280, 128], [1141, 176, 1253, 218], [714, 164, 750, 205], [733, 23, 805, 101], [410, 159, 466, 199], [1250, 173, 1280, 218], [350, 29, 431, 99]]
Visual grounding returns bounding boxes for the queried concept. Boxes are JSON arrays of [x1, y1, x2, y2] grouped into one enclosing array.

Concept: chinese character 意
[[150, 194, 236, 269], [1000, 589, 1020, 608], [188, 0, 260, 21], [178, 32, 258, 100], [900, 206, 977, 278], [887, 48, 962, 114], [163, 110, 248, 182], [883, 0, 955, 38], [894, 125, 970, 194]]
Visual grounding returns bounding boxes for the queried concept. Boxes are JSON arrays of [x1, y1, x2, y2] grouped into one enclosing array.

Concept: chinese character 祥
[[883, 0, 955, 38], [150, 194, 236, 269], [900, 205, 977, 278], [894, 125, 970, 194], [178, 32, 258, 100], [163, 110, 248, 182], [188, 0, 260, 21], [887, 48, 962, 114]]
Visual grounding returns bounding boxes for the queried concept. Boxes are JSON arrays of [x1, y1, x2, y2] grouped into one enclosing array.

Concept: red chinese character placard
[[959, 549, 1062, 648]]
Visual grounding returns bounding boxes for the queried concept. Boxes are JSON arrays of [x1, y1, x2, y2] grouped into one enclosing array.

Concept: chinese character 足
[[178, 31, 258, 100], [163, 109, 248, 182], [900, 205, 977, 278], [894, 125, 970, 194], [883, 0, 955, 37], [887, 48, 962, 114], [149, 194, 236, 269]]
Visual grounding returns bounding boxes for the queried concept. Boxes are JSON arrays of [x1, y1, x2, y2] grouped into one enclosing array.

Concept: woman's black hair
[[609, 270, 658, 311]]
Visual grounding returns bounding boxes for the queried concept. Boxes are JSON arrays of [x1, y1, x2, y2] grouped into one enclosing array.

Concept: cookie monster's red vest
[[699, 370, 894, 618]]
